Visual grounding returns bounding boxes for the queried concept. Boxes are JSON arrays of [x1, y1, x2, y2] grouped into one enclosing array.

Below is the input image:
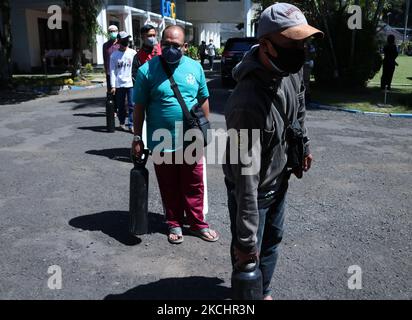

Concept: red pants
[[154, 154, 208, 231]]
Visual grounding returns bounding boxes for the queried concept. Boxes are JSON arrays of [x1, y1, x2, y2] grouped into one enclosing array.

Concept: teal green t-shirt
[[133, 55, 209, 152]]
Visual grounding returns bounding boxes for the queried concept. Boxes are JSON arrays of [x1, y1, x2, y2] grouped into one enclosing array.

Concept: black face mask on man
[[119, 39, 130, 48], [265, 41, 305, 74]]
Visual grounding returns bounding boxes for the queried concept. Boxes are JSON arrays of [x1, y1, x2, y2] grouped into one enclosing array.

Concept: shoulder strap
[[159, 57, 195, 123], [261, 84, 291, 127]]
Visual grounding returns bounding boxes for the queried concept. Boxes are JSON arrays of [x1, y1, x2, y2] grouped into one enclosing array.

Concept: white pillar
[[124, 7, 134, 42], [95, 8, 107, 65], [244, 0, 256, 37]]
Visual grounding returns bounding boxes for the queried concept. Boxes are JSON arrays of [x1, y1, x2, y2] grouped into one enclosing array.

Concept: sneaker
[[119, 124, 127, 131], [129, 126, 134, 134]]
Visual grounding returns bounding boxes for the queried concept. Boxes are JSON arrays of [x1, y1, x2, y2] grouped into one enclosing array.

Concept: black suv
[[221, 37, 257, 86]]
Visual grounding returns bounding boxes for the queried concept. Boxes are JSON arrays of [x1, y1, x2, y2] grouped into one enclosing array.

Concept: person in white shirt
[[206, 39, 216, 71], [110, 31, 137, 132]]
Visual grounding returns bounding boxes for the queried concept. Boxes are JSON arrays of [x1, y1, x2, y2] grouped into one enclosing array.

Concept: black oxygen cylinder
[[106, 92, 115, 133], [129, 149, 149, 235], [231, 260, 263, 300]]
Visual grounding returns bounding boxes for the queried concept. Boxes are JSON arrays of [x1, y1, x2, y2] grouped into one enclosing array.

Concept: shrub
[[187, 45, 199, 60], [84, 63, 94, 73]]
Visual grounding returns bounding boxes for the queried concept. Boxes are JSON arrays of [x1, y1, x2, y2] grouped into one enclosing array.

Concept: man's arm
[[131, 54, 141, 85], [200, 98, 210, 118], [109, 54, 116, 92], [226, 109, 262, 256], [102, 43, 108, 74], [296, 71, 312, 172]]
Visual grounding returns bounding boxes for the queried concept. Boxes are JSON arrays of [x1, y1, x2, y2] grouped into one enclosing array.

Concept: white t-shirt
[[110, 48, 137, 88], [207, 43, 216, 57]]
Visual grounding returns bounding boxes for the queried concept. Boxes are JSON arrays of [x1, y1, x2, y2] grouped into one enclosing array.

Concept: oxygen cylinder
[[106, 92, 115, 133], [231, 260, 263, 300], [129, 149, 149, 235]]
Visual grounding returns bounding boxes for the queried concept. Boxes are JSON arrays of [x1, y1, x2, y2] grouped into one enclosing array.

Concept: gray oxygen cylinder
[[129, 149, 149, 235]]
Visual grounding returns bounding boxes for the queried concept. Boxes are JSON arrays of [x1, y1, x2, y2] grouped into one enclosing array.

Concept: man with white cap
[[223, 3, 323, 300], [103, 25, 120, 93]]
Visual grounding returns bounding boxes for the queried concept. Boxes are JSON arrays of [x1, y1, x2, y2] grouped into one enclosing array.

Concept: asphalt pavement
[[0, 72, 411, 300]]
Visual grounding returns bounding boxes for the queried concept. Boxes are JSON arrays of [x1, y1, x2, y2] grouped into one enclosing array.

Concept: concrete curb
[[309, 102, 412, 119], [64, 83, 106, 91]]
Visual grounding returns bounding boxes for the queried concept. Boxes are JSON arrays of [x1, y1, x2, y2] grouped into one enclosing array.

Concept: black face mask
[[119, 39, 129, 47], [265, 41, 305, 74]]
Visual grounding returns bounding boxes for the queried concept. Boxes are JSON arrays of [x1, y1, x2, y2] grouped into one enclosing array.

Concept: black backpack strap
[[260, 83, 291, 128], [159, 56, 195, 124]]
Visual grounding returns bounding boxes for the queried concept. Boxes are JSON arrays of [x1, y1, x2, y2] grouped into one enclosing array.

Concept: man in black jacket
[[223, 3, 323, 300]]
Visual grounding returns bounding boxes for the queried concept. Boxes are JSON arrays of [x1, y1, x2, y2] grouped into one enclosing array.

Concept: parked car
[[221, 37, 257, 86]]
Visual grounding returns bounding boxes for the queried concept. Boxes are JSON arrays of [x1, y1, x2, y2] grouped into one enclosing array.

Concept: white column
[[244, 0, 256, 37], [95, 8, 107, 65], [124, 7, 134, 41]]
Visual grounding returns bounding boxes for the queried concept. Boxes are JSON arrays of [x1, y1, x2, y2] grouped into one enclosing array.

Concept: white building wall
[[185, 0, 245, 24]]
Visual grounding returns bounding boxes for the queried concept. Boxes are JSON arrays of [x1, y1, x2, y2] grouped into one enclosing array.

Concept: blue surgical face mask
[[162, 45, 183, 64]]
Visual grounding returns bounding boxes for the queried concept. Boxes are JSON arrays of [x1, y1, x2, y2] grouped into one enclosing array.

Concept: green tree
[[0, 0, 12, 87], [64, 0, 103, 78]]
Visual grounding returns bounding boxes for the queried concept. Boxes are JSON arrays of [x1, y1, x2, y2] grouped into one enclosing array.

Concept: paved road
[[0, 75, 411, 300]]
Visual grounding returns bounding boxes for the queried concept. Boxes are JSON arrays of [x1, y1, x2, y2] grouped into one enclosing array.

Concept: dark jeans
[[200, 55, 206, 68], [115, 87, 134, 127], [226, 179, 288, 297], [208, 55, 214, 70]]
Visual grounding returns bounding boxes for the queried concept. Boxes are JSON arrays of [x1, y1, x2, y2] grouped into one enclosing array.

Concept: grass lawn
[[311, 55, 412, 113]]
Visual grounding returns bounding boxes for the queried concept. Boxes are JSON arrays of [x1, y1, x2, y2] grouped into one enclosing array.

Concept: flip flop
[[168, 227, 184, 244], [189, 228, 219, 242]]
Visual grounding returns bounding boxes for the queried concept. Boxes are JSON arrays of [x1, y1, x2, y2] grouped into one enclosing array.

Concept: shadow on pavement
[[104, 276, 231, 300], [69, 210, 167, 246], [73, 112, 106, 118], [59, 97, 106, 110], [0, 90, 45, 106], [86, 148, 132, 163], [77, 125, 112, 133]]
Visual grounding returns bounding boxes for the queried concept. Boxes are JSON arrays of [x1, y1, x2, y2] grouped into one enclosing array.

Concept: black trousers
[[381, 63, 395, 90]]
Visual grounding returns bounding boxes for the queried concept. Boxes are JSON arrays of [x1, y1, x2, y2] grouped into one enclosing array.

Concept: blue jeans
[[226, 179, 288, 297], [115, 87, 134, 127]]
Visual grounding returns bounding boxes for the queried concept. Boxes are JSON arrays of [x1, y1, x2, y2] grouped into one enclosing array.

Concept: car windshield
[[225, 40, 256, 52]]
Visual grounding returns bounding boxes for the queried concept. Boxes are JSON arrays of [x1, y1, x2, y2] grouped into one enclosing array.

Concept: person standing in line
[[223, 3, 322, 300], [132, 24, 162, 83], [110, 31, 137, 132], [132, 26, 219, 244], [103, 25, 120, 92]]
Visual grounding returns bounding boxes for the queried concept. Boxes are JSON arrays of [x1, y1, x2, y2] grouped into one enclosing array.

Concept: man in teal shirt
[[132, 25, 219, 244]]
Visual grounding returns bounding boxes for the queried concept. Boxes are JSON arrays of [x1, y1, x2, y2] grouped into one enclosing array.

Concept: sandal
[[168, 227, 184, 244], [189, 228, 219, 242]]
